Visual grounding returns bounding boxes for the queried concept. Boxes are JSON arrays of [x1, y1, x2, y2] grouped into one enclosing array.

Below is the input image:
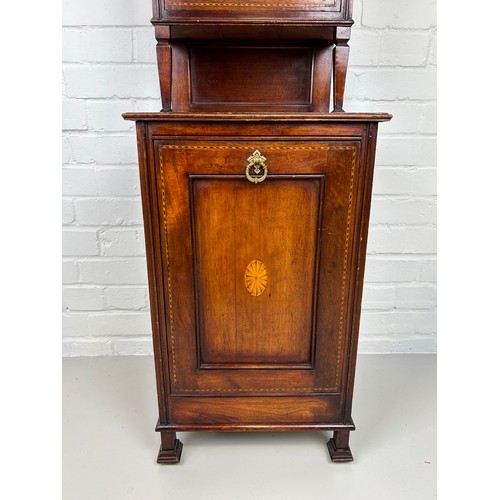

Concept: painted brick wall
[[62, 0, 437, 356]]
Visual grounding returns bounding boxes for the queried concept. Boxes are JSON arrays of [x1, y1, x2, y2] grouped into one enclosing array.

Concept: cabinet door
[[155, 139, 361, 423]]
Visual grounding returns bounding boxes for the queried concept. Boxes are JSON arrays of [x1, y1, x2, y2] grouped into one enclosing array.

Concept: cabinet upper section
[[150, 0, 356, 112], [152, 0, 354, 25]]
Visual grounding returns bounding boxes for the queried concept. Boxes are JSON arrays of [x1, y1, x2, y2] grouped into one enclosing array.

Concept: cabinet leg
[[327, 430, 353, 462], [157, 431, 183, 464]]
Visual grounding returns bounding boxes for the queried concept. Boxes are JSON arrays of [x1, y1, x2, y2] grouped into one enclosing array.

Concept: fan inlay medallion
[[244, 259, 268, 296]]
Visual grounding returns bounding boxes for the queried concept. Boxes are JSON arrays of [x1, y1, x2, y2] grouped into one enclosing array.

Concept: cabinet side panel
[[342, 123, 379, 420], [137, 122, 169, 422]]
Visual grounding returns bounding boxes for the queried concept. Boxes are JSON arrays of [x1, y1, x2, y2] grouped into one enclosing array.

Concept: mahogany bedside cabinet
[[123, 0, 391, 464]]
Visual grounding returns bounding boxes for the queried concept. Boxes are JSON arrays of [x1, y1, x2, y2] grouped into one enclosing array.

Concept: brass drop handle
[[246, 150, 268, 184]]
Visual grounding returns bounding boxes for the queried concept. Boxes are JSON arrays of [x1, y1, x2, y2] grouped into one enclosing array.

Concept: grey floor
[[63, 354, 436, 500]]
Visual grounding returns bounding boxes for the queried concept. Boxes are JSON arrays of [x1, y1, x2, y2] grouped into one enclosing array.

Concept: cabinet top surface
[[122, 112, 392, 122]]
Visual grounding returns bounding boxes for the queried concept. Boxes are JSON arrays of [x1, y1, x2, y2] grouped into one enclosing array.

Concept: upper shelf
[[152, 0, 354, 25]]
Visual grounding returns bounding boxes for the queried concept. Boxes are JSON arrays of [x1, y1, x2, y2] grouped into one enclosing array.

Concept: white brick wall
[[62, 0, 437, 356]]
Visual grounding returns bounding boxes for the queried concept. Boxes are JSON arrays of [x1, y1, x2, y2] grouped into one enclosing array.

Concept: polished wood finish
[[124, 0, 390, 464], [151, 1, 353, 111], [327, 429, 353, 462], [153, 0, 353, 23], [333, 26, 351, 111], [193, 176, 320, 367], [189, 46, 314, 108], [157, 431, 183, 463], [124, 113, 391, 462], [166, 42, 333, 112], [123, 112, 391, 122], [155, 26, 172, 111]]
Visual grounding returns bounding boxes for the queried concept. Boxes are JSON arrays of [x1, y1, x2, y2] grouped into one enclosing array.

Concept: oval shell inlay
[[244, 260, 268, 297]]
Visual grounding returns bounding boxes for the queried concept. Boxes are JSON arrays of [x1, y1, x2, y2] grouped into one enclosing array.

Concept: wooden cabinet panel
[[158, 0, 349, 22], [152, 2, 353, 111], [190, 47, 313, 106], [121, 0, 392, 467], [156, 139, 361, 398], [193, 175, 322, 368], [124, 113, 391, 463], [169, 395, 342, 425], [164, 0, 342, 12], [169, 44, 332, 112]]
